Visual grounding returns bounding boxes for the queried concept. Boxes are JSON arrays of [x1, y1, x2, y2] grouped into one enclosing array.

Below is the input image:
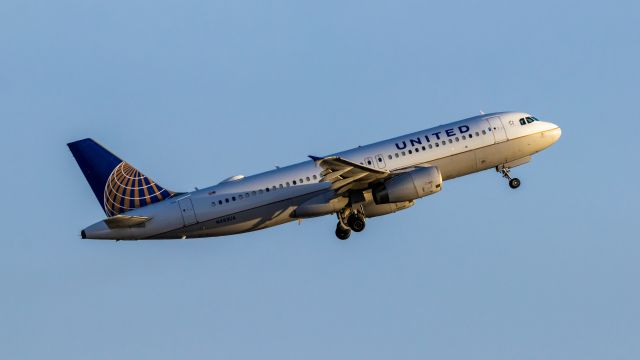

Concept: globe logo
[[103, 162, 173, 217]]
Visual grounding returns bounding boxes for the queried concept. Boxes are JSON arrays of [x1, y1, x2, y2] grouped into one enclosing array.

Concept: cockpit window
[[520, 116, 541, 125]]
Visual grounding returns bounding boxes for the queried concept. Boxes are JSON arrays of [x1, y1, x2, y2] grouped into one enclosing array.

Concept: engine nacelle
[[363, 200, 415, 218], [372, 166, 442, 204]]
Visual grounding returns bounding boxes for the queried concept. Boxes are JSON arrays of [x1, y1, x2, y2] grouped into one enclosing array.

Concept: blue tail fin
[[67, 138, 174, 216]]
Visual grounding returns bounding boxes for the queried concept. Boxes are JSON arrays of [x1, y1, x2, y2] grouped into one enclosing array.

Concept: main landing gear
[[335, 207, 366, 240], [335, 223, 351, 240], [499, 167, 521, 189]]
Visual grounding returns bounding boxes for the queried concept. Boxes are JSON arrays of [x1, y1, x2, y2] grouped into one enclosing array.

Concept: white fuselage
[[82, 112, 561, 240]]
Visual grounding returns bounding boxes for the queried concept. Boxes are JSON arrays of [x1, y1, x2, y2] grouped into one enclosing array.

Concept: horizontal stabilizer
[[104, 215, 151, 229]]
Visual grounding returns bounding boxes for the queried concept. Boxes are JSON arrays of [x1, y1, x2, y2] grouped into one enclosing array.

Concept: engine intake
[[373, 166, 442, 204]]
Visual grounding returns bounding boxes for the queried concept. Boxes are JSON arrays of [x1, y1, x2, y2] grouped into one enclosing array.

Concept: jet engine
[[372, 166, 442, 204]]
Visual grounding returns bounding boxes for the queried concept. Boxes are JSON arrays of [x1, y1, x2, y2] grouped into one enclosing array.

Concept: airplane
[[68, 111, 561, 241]]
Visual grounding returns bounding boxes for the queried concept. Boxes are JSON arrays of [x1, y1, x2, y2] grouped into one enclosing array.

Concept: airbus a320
[[68, 112, 561, 240]]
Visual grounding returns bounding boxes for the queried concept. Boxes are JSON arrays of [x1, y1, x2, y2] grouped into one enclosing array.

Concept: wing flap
[[311, 156, 391, 193]]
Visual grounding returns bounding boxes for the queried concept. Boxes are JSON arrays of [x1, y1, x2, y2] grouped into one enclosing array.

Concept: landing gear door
[[487, 116, 508, 143], [178, 197, 198, 226]]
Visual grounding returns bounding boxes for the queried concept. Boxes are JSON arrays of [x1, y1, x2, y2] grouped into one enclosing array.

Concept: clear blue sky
[[1, 1, 639, 359]]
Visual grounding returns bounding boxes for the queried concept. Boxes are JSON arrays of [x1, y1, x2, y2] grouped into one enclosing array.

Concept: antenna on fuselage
[[480, 110, 485, 115]]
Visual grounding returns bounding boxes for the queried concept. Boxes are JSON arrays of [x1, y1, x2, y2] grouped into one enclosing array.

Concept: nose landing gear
[[499, 167, 521, 189]]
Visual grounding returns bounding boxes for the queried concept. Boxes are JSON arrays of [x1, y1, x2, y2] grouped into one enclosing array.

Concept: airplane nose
[[545, 125, 562, 143], [551, 126, 562, 141]]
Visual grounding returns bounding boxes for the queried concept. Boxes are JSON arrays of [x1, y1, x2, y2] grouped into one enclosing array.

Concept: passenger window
[[313, 175, 317, 180], [232, 196, 236, 201], [292, 180, 297, 185], [225, 198, 229, 203], [435, 143, 439, 147], [218, 200, 223, 205], [428, 144, 433, 149], [415, 148, 419, 152], [401, 151, 406, 156], [245, 192, 250, 197], [408, 150, 412, 154], [422, 146, 426, 150], [265, 188, 269, 192], [469, 134, 473, 138], [279, 184, 284, 188], [482, 130, 486, 135], [448, 139, 453, 144], [475, 132, 480, 136], [462, 135, 466, 140], [388, 154, 393, 160], [252, 191, 257, 196], [286, 182, 290, 187], [239, 194, 243, 200], [367, 160, 372, 165], [395, 153, 399, 158], [306, 177, 310, 182], [211, 202, 216, 207], [299, 178, 303, 183], [259, 189, 264, 194], [441, 140, 446, 145]]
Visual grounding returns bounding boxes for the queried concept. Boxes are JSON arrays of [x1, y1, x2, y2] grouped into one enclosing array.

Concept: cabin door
[[487, 116, 508, 143], [178, 198, 198, 226]]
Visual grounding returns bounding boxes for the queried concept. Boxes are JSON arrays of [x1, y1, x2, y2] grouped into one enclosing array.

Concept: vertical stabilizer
[[67, 138, 173, 216]]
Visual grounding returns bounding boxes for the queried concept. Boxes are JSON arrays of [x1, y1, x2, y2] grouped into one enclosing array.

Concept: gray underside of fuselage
[[149, 189, 327, 239]]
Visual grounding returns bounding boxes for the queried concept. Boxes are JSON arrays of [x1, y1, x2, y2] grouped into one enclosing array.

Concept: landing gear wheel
[[347, 213, 366, 233], [499, 166, 521, 190], [335, 224, 351, 240], [509, 178, 521, 189]]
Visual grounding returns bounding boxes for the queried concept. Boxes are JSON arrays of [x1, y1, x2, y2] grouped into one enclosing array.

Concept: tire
[[509, 178, 521, 189], [347, 214, 366, 233], [335, 225, 351, 240]]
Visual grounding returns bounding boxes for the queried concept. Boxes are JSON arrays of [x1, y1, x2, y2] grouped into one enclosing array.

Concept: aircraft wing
[[309, 155, 390, 194]]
